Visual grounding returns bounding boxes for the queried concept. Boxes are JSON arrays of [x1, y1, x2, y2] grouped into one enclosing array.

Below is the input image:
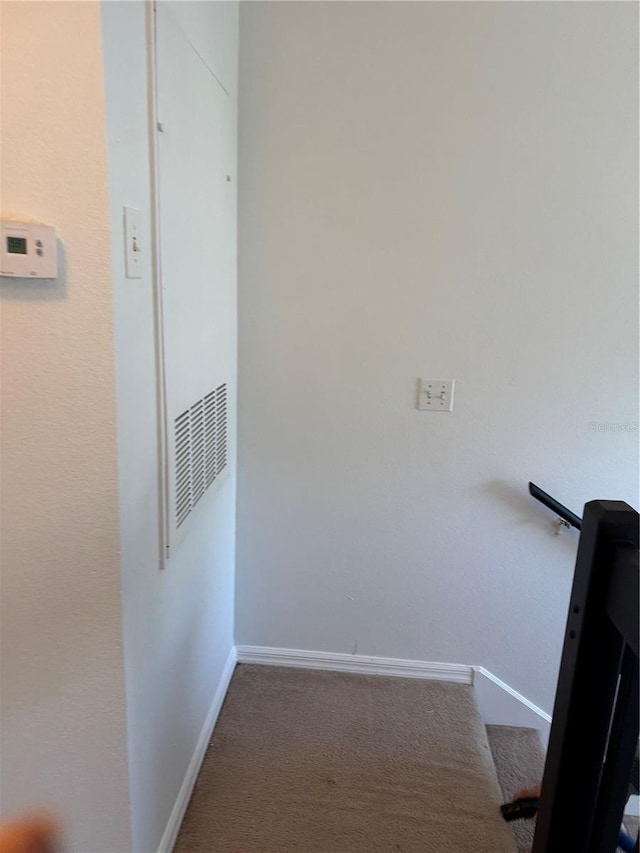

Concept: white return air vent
[[174, 383, 228, 528]]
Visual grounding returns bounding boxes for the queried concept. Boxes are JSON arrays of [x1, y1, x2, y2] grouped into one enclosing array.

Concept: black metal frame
[[531, 500, 639, 853]]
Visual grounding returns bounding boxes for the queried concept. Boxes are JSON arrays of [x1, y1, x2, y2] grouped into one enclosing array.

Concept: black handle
[[501, 797, 540, 822]]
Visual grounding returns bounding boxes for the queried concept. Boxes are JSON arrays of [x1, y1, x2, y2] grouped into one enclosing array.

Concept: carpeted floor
[[175, 664, 516, 852]]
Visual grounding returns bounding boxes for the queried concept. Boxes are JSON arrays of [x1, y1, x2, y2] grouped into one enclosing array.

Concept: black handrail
[[529, 481, 582, 531], [532, 500, 639, 853]]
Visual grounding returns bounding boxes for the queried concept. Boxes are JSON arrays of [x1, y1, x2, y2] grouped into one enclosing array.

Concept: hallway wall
[[101, 3, 238, 850], [0, 3, 131, 849], [237, 1, 639, 714]]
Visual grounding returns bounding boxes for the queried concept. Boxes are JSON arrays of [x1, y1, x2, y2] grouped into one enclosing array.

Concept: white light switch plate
[[124, 206, 142, 279], [417, 379, 455, 412]]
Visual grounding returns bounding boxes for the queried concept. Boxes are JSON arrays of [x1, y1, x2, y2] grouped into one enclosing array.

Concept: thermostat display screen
[[7, 236, 27, 255]]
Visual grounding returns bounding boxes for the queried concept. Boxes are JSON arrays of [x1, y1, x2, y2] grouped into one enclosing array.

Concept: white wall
[[237, 1, 639, 715], [101, 3, 238, 851], [0, 3, 131, 851]]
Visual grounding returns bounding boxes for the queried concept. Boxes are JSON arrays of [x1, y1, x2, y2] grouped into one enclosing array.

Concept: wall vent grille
[[174, 383, 228, 528]]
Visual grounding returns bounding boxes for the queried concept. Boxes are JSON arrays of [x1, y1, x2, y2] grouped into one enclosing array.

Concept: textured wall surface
[[0, 3, 131, 850], [237, 1, 639, 714], [101, 3, 238, 850]]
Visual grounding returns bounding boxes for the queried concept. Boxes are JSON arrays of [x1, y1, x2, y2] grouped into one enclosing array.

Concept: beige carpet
[[175, 664, 516, 852]]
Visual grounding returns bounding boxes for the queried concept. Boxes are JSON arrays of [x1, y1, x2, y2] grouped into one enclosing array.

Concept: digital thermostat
[[1, 220, 57, 279]]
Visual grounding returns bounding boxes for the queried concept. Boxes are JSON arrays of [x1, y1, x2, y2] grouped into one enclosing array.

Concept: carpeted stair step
[[487, 725, 545, 853], [175, 664, 517, 852], [487, 724, 639, 853]]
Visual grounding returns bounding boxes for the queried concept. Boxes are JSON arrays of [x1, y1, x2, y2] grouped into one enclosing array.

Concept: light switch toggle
[[424, 388, 446, 401]]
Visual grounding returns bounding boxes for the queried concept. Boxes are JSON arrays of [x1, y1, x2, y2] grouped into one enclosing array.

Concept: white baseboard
[[235, 644, 473, 684], [235, 646, 551, 743], [158, 646, 237, 853], [473, 666, 551, 749]]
